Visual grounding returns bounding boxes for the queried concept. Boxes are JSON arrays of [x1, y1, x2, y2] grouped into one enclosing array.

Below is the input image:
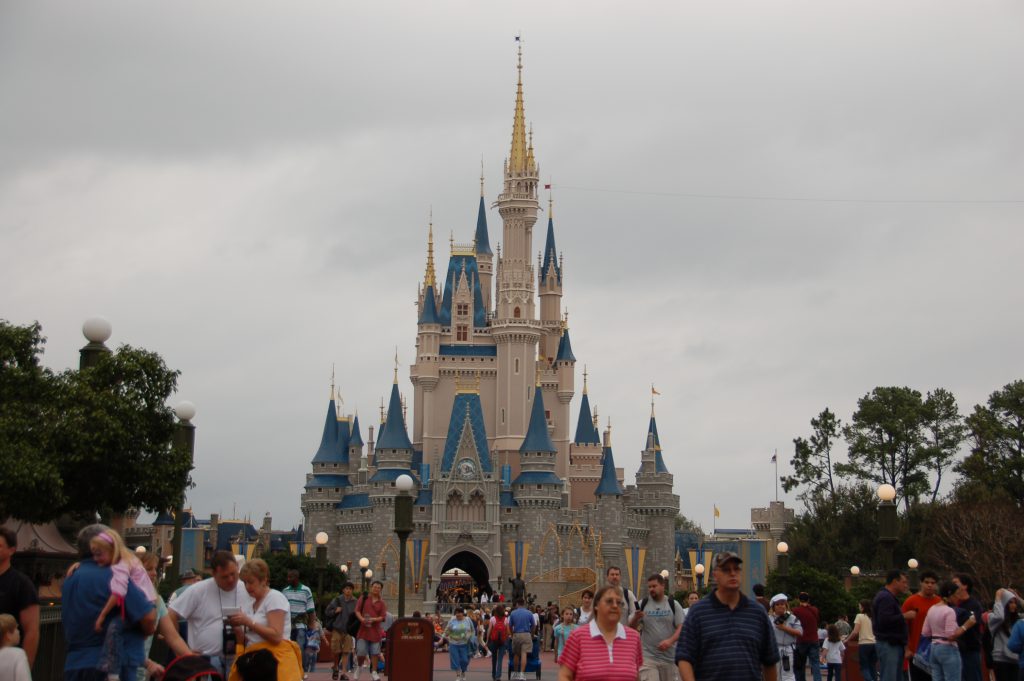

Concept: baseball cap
[[713, 551, 742, 568], [770, 593, 789, 606]]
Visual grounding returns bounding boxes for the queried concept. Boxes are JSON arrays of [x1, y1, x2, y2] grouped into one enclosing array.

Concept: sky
[[2, 1, 1022, 533]]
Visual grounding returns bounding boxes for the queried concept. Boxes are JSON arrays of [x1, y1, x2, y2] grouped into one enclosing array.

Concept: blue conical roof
[[574, 393, 600, 445], [540, 216, 561, 283], [475, 196, 492, 256], [595, 444, 623, 496], [556, 329, 575, 362], [647, 415, 669, 473], [376, 382, 413, 450], [349, 414, 364, 448], [520, 386, 556, 453], [441, 392, 493, 473], [311, 399, 343, 463], [419, 285, 440, 325]]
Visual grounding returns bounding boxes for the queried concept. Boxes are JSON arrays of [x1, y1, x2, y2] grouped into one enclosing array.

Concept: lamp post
[[167, 400, 196, 588], [907, 558, 920, 591], [877, 483, 898, 569], [80, 317, 112, 370], [315, 531, 329, 603], [694, 563, 705, 592], [359, 557, 370, 594], [394, 474, 415, 618], [660, 569, 670, 582], [850, 566, 860, 577], [776, 541, 790, 577]]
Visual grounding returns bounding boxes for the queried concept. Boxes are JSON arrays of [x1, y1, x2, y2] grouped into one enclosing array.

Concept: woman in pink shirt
[[557, 584, 642, 681], [922, 581, 978, 681]]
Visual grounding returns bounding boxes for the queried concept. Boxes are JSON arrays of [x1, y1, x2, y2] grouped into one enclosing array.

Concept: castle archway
[[435, 545, 494, 606]]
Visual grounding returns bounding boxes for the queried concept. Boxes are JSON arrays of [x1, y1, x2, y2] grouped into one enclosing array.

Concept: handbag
[[912, 636, 933, 675], [345, 596, 364, 637], [234, 648, 278, 681]]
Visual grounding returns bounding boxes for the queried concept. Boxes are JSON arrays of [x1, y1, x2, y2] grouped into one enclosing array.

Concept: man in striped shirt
[[676, 551, 779, 681], [283, 569, 318, 657]]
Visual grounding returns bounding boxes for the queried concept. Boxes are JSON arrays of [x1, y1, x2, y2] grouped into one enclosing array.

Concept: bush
[[765, 561, 856, 622]]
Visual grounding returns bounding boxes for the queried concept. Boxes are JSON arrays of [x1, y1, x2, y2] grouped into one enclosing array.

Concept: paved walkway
[[307, 649, 561, 680]]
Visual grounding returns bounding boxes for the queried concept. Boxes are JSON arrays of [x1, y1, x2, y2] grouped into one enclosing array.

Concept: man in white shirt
[[168, 551, 252, 676], [606, 566, 638, 621]]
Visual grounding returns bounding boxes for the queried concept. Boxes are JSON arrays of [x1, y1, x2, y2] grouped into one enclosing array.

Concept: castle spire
[[508, 39, 529, 175], [424, 214, 436, 287], [595, 421, 623, 496]]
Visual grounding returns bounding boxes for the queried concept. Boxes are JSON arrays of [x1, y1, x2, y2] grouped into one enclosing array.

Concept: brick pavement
[[305, 648, 561, 681]]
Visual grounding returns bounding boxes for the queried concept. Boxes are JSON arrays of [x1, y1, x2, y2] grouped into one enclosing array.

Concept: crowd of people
[[3, 523, 1024, 681]]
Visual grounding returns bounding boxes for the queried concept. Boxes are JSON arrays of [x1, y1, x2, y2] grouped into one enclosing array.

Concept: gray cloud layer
[[2, 0, 1022, 533]]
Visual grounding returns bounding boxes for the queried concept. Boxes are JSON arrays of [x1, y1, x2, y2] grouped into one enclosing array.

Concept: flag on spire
[[770, 451, 777, 463], [713, 505, 720, 518]]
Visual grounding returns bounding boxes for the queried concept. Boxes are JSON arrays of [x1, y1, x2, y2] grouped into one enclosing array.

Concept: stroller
[[163, 654, 223, 681], [507, 635, 542, 680]]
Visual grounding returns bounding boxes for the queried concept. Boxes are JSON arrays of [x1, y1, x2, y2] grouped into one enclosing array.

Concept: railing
[[34, 605, 65, 681]]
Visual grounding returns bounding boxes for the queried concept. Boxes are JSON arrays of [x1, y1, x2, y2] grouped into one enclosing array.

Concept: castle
[[301, 46, 680, 607]]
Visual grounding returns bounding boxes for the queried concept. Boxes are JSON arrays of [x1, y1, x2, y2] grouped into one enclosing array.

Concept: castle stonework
[[301, 48, 679, 606]]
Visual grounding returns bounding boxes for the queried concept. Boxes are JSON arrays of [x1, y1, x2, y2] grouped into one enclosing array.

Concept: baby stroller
[[163, 654, 223, 681], [507, 635, 542, 680]]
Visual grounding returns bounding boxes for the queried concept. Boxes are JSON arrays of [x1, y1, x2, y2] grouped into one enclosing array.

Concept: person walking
[[872, 570, 910, 681], [353, 580, 387, 681], [675, 551, 779, 681], [168, 550, 252, 677], [922, 581, 977, 681], [508, 597, 535, 681], [792, 592, 822, 681], [989, 588, 1022, 681], [604, 566, 638, 622], [770, 594, 803, 681], [845, 599, 878, 681], [486, 604, 511, 681], [819, 625, 845, 681], [630, 573, 683, 681], [324, 582, 358, 680], [574, 590, 595, 626], [444, 606, 475, 681], [902, 570, 941, 681], [552, 607, 578, 662], [283, 570, 317, 658], [0, 527, 39, 668], [557, 585, 643, 681], [952, 574, 984, 681]]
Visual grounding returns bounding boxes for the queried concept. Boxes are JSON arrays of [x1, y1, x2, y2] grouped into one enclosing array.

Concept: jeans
[[292, 626, 308, 651], [961, 649, 982, 681], [929, 643, 962, 681], [449, 643, 470, 672], [826, 663, 842, 681], [303, 647, 318, 673], [876, 640, 905, 681], [795, 641, 823, 681], [489, 640, 508, 680], [858, 643, 878, 681]]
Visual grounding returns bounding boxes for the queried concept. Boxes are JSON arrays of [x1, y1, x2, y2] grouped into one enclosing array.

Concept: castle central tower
[[492, 43, 544, 464]]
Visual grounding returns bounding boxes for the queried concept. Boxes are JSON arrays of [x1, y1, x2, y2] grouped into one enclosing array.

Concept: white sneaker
[[352, 668, 361, 681], [371, 672, 380, 681]]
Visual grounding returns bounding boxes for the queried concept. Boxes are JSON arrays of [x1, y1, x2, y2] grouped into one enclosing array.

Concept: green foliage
[[847, 577, 884, 608], [837, 387, 930, 508], [782, 408, 842, 500], [260, 551, 351, 613], [956, 380, 1024, 506], [0, 320, 192, 522], [765, 562, 856, 622], [783, 483, 882, 574], [674, 513, 704, 535], [920, 388, 966, 504]]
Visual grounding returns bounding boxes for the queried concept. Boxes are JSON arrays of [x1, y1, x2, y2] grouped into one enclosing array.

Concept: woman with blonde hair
[[226, 558, 303, 680], [0, 613, 32, 681]]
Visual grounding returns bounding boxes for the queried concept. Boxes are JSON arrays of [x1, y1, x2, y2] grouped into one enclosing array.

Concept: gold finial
[[535, 363, 542, 388], [606, 417, 613, 447], [548, 191, 553, 219], [424, 217, 436, 288], [480, 157, 485, 197], [582, 364, 588, 395], [449, 230, 455, 254], [379, 396, 385, 423], [651, 384, 659, 417], [393, 347, 399, 384], [509, 36, 528, 175], [330, 364, 335, 400], [401, 394, 407, 422], [592, 406, 599, 428]]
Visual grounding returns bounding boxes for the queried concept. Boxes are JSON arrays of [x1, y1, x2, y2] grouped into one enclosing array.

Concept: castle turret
[[347, 414, 364, 478], [413, 223, 442, 452], [568, 368, 602, 508], [594, 424, 625, 569], [634, 403, 679, 573], [371, 370, 416, 486], [475, 169, 493, 313], [302, 386, 351, 549], [512, 383, 563, 507]]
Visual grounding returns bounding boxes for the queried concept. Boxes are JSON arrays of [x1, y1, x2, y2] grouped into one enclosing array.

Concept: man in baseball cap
[[677, 550, 780, 681]]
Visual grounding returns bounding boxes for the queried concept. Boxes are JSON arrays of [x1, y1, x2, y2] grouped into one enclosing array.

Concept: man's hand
[[94, 616, 105, 633], [145, 659, 166, 679], [657, 638, 673, 651]]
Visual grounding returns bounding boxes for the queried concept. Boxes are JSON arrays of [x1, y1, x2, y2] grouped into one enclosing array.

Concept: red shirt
[[792, 604, 821, 644], [903, 593, 941, 666], [558, 620, 643, 681], [356, 596, 387, 643]]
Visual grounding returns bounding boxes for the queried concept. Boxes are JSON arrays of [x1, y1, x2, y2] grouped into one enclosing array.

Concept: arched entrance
[[437, 550, 491, 610]]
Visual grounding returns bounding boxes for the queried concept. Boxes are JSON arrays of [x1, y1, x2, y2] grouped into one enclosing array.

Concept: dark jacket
[[872, 588, 908, 646], [325, 595, 357, 633]]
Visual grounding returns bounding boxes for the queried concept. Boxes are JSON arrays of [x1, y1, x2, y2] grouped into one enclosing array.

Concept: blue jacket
[[1006, 620, 1024, 668]]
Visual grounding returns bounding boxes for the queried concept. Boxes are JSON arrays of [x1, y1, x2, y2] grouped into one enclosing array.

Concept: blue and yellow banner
[[507, 540, 530, 579], [408, 538, 429, 586], [624, 546, 647, 596]]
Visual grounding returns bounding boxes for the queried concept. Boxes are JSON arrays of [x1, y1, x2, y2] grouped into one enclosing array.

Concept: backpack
[[162, 654, 224, 681], [638, 596, 681, 617], [234, 648, 277, 681], [346, 595, 365, 637], [489, 616, 510, 644]]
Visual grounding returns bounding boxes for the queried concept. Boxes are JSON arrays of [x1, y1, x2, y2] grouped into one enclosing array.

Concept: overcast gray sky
[[2, 0, 1022, 533]]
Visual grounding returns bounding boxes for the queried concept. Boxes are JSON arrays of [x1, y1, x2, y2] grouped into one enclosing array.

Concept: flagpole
[[774, 448, 779, 502]]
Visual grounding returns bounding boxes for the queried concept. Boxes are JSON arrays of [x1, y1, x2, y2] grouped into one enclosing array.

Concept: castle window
[[501, 408, 506, 424], [514, 358, 519, 374], [545, 410, 550, 420], [456, 325, 468, 341], [537, 485, 543, 490], [514, 307, 521, 319], [456, 302, 469, 316]]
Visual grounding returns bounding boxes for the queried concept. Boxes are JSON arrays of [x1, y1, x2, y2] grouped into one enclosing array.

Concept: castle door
[[439, 551, 489, 607]]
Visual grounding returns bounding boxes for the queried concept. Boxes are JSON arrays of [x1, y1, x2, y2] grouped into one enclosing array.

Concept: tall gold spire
[[508, 39, 528, 175], [393, 347, 399, 384], [423, 214, 436, 288], [480, 157, 485, 197], [582, 364, 588, 395]]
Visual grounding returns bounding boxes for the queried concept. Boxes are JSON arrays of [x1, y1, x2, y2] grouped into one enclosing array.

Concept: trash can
[[385, 617, 434, 680]]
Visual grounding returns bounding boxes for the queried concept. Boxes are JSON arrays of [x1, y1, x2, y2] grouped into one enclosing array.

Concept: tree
[[675, 513, 704, 536], [955, 380, 1024, 506], [783, 483, 883, 576], [920, 388, 966, 503], [0, 320, 192, 522], [837, 387, 930, 509], [765, 562, 856, 622], [782, 408, 842, 500]]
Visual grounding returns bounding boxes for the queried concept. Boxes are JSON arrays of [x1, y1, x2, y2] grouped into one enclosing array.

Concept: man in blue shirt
[[676, 551, 779, 681], [871, 570, 909, 681], [62, 524, 156, 681], [508, 597, 536, 681]]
